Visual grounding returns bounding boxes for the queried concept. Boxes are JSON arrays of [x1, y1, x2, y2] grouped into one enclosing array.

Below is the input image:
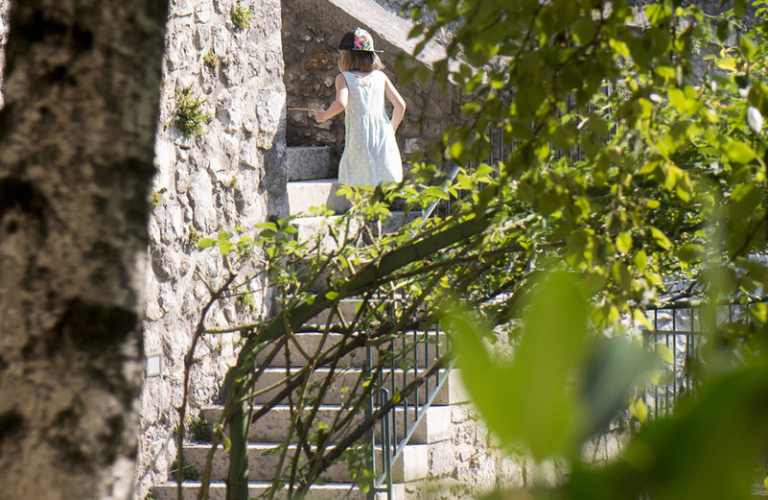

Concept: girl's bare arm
[[384, 75, 406, 133], [315, 74, 348, 122]]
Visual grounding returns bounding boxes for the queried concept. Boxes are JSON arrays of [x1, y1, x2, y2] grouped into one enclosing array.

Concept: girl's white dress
[[338, 70, 403, 186]]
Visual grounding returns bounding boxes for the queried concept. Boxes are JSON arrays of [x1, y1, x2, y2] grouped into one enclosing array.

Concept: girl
[[313, 28, 406, 187]]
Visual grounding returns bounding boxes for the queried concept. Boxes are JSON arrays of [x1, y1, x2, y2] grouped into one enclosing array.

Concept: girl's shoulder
[[344, 70, 381, 80]]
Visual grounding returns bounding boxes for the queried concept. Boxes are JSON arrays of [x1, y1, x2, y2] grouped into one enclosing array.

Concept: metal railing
[[364, 174, 459, 500], [644, 304, 704, 418], [643, 300, 765, 419], [365, 325, 451, 499]]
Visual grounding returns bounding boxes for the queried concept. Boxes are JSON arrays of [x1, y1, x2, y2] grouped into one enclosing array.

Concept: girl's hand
[[312, 110, 325, 123]]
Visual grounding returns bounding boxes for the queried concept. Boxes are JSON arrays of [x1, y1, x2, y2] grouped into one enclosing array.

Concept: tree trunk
[[0, 1, 168, 499]]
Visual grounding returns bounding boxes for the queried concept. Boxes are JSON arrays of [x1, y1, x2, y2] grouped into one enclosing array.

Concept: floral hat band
[[338, 27, 383, 53]]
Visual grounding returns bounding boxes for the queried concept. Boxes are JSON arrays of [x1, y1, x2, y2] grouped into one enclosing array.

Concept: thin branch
[[176, 272, 236, 500]]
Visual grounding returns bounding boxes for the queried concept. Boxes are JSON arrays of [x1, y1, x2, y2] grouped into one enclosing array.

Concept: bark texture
[[0, 1, 168, 499]]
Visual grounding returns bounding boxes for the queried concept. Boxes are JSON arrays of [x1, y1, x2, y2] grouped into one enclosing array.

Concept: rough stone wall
[[409, 403, 571, 500], [420, 404, 526, 498], [282, 12, 462, 174], [135, 0, 287, 497], [0, 0, 7, 109]]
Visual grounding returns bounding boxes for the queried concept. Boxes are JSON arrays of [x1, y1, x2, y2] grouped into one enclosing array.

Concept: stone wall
[[409, 402, 572, 500], [134, 0, 287, 497], [282, 0, 463, 174], [0, 0, 6, 109], [419, 403, 527, 498]]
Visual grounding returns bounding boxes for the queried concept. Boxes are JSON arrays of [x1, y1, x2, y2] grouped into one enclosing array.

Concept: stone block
[[287, 179, 350, 215], [287, 146, 333, 181], [291, 214, 360, 252], [447, 369, 470, 404], [194, 2, 211, 23], [392, 444, 429, 483]]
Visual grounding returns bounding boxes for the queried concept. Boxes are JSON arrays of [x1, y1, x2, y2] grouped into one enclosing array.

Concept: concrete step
[[292, 211, 424, 250], [250, 367, 466, 406], [306, 298, 361, 325], [288, 146, 333, 181], [179, 442, 429, 484], [179, 443, 370, 483], [253, 331, 446, 369], [288, 179, 350, 215], [190, 443, 365, 482], [199, 404, 451, 445], [151, 481, 406, 500], [290, 210, 424, 293], [292, 215, 362, 253]]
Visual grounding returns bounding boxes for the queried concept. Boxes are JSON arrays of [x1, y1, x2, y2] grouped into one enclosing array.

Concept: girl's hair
[[338, 50, 384, 72]]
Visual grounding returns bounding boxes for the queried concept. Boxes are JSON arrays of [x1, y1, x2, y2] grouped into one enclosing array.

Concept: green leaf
[[717, 19, 730, 42], [649, 227, 672, 251], [256, 222, 278, 232], [219, 241, 235, 255], [739, 37, 756, 63], [657, 343, 674, 364], [716, 57, 738, 72], [723, 141, 756, 164], [634, 309, 653, 330], [749, 303, 768, 323], [735, 0, 747, 16], [616, 232, 633, 254], [448, 272, 590, 459], [678, 243, 705, 262], [630, 397, 648, 423], [581, 337, 660, 436], [198, 237, 215, 250], [635, 250, 648, 274], [609, 38, 630, 58], [657, 66, 676, 80]]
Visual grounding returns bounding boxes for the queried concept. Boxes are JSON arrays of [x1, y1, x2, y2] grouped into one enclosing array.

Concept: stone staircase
[[150, 147, 466, 500], [287, 146, 349, 215]]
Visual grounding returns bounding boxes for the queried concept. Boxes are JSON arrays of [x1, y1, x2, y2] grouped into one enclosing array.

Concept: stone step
[[250, 367, 466, 406], [253, 331, 446, 369], [293, 211, 424, 246], [306, 298, 361, 325], [179, 443, 375, 483], [288, 179, 350, 215], [179, 443, 429, 483], [288, 146, 333, 181], [151, 481, 406, 500], [199, 404, 451, 445], [292, 215, 362, 253], [290, 210, 425, 293]]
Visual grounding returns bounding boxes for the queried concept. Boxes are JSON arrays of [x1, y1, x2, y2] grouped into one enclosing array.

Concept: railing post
[[365, 344, 376, 500], [381, 387, 393, 500]]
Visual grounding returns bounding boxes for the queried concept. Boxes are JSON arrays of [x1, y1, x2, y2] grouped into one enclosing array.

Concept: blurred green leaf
[[723, 141, 756, 164], [448, 272, 590, 459]]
